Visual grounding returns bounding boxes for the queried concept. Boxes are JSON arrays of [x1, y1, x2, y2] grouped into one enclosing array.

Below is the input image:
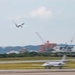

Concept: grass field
[[0, 62, 75, 69], [0, 56, 75, 61], [0, 57, 75, 69]]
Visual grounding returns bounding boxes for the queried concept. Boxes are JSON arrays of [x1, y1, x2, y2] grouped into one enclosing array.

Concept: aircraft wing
[[21, 23, 25, 25], [53, 65, 59, 66], [53, 65, 65, 67]]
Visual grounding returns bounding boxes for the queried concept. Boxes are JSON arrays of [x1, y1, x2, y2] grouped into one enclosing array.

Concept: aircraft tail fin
[[60, 55, 66, 62]]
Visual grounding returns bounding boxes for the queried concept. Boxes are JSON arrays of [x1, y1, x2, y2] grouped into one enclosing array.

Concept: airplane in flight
[[42, 55, 67, 69], [15, 23, 25, 28]]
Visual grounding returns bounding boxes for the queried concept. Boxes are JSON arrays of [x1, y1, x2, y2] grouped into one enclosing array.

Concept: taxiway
[[0, 69, 75, 75]]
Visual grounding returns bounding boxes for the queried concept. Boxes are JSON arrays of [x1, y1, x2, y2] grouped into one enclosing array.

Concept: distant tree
[[30, 52, 38, 57]]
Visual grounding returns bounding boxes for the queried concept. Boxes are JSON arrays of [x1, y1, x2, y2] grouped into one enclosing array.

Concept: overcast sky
[[0, 0, 75, 46]]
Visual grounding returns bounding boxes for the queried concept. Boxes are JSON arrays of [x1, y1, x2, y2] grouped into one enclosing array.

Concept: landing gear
[[44, 66, 51, 69], [59, 66, 62, 69], [44, 66, 63, 69], [48, 67, 51, 69]]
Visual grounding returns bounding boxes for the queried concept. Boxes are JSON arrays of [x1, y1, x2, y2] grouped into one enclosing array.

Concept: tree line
[[0, 52, 75, 58]]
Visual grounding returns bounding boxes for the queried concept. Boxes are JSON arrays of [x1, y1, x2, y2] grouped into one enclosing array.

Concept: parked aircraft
[[42, 55, 66, 69], [15, 23, 25, 28]]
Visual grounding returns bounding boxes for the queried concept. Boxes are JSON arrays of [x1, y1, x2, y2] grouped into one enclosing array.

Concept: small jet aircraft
[[42, 55, 66, 69], [0, 54, 69, 69], [15, 23, 25, 28]]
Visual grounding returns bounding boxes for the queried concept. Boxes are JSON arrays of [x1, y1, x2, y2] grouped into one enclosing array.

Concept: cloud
[[8, 7, 53, 21], [29, 7, 53, 19]]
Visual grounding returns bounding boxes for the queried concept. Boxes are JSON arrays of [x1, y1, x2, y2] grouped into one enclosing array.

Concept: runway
[[0, 69, 75, 74], [0, 60, 51, 64], [0, 59, 74, 64]]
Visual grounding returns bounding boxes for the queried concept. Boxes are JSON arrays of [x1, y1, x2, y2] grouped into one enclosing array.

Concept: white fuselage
[[42, 61, 65, 67]]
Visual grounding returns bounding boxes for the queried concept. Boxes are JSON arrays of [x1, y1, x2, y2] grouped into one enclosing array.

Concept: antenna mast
[[70, 33, 75, 45]]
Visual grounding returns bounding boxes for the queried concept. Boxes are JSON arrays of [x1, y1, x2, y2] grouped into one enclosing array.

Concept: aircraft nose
[[42, 63, 48, 66]]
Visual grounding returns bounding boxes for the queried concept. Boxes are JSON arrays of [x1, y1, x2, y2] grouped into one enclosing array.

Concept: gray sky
[[0, 0, 75, 46]]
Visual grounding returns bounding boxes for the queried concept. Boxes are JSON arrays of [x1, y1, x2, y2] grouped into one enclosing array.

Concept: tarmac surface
[[0, 59, 74, 64], [0, 69, 75, 75]]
